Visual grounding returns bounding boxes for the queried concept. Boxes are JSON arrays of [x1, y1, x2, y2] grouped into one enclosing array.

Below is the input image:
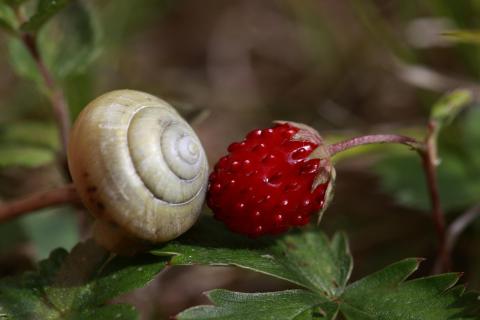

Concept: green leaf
[[0, 144, 54, 167], [0, 2, 17, 33], [0, 121, 59, 168], [0, 241, 167, 319], [431, 89, 473, 128], [4, 217, 480, 319], [7, 37, 41, 84], [40, 1, 101, 78], [20, 0, 71, 32], [152, 218, 353, 297], [443, 30, 480, 45], [375, 152, 480, 212], [462, 106, 480, 164], [375, 106, 480, 213], [4, 0, 31, 7], [157, 217, 479, 319], [0, 121, 59, 150], [20, 207, 79, 259], [64, 72, 95, 119], [9, 1, 101, 83], [177, 289, 337, 320], [341, 259, 478, 319], [72, 304, 138, 320]]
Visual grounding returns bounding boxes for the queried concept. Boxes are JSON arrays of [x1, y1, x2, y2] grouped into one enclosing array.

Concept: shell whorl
[[67, 90, 209, 243]]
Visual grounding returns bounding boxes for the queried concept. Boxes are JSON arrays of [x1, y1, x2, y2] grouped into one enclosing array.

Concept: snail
[[67, 90, 209, 254]]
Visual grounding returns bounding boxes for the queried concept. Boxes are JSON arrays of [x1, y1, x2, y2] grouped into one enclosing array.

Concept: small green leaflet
[[177, 290, 336, 320], [0, 144, 54, 167], [0, 121, 59, 168], [151, 217, 480, 320], [340, 258, 479, 319], [430, 89, 473, 129], [21, 0, 72, 32], [443, 30, 480, 45], [0, 2, 17, 34], [0, 240, 167, 320], [42, 1, 101, 78]]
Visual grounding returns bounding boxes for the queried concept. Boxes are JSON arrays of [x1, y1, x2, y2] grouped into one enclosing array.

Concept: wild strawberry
[[207, 122, 335, 237]]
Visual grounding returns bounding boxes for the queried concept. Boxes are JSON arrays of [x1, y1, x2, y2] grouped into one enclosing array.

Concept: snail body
[[68, 90, 208, 252]]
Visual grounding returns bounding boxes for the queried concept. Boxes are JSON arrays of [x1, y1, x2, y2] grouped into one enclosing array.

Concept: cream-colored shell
[[68, 90, 209, 243]]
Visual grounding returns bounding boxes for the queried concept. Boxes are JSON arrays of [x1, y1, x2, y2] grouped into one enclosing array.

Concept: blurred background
[[1, 0, 480, 318]]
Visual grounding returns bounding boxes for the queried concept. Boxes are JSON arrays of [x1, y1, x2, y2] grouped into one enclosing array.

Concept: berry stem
[[327, 134, 423, 156], [328, 130, 450, 272]]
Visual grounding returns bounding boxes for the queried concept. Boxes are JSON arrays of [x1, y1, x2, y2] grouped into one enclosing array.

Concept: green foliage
[[0, 217, 479, 319], [177, 289, 333, 320], [340, 259, 478, 319], [0, 221, 27, 254], [0, 241, 167, 319], [0, 121, 58, 149], [375, 97, 480, 213], [375, 148, 480, 212], [443, 30, 480, 45], [40, 1, 101, 78], [431, 89, 473, 128], [0, 121, 58, 167], [155, 220, 351, 297], [159, 221, 352, 297], [4, 0, 100, 163], [153, 218, 480, 319], [20, 0, 72, 32], [4, 0, 31, 7], [8, 1, 101, 84], [7, 37, 42, 84], [20, 207, 79, 259], [0, 2, 17, 33], [0, 2, 479, 318], [0, 144, 54, 167]]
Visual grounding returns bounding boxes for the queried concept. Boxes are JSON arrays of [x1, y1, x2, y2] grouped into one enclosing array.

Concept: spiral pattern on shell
[[67, 90, 209, 243]]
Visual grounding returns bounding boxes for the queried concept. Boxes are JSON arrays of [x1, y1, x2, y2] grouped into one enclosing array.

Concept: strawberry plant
[[1, 1, 480, 319]]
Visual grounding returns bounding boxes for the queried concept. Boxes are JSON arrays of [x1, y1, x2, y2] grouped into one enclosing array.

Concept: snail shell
[[67, 90, 208, 252]]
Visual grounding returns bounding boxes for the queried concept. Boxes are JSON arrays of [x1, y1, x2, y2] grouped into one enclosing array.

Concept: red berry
[[207, 122, 335, 237]]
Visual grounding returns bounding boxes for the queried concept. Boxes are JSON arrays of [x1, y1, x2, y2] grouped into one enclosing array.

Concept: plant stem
[[20, 33, 71, 159], [14, 7, 71, 161], [328, 130, 449, 272], [328, 134, 422, 156], [435, 202, 480, 272], [0, 184, 80, 223], [422, 121, 449, 272], [446, 203, 480, 254]]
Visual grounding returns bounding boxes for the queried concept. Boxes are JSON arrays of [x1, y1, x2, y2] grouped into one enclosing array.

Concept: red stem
[[446, 203, 480, 253], [21, 33, 71, 158], [14, 7, 70, 161], [422, 121, 448, 272], [328, 131, 449, 272], [0, 184, 80, 223], [328, 134, 421, 156]]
